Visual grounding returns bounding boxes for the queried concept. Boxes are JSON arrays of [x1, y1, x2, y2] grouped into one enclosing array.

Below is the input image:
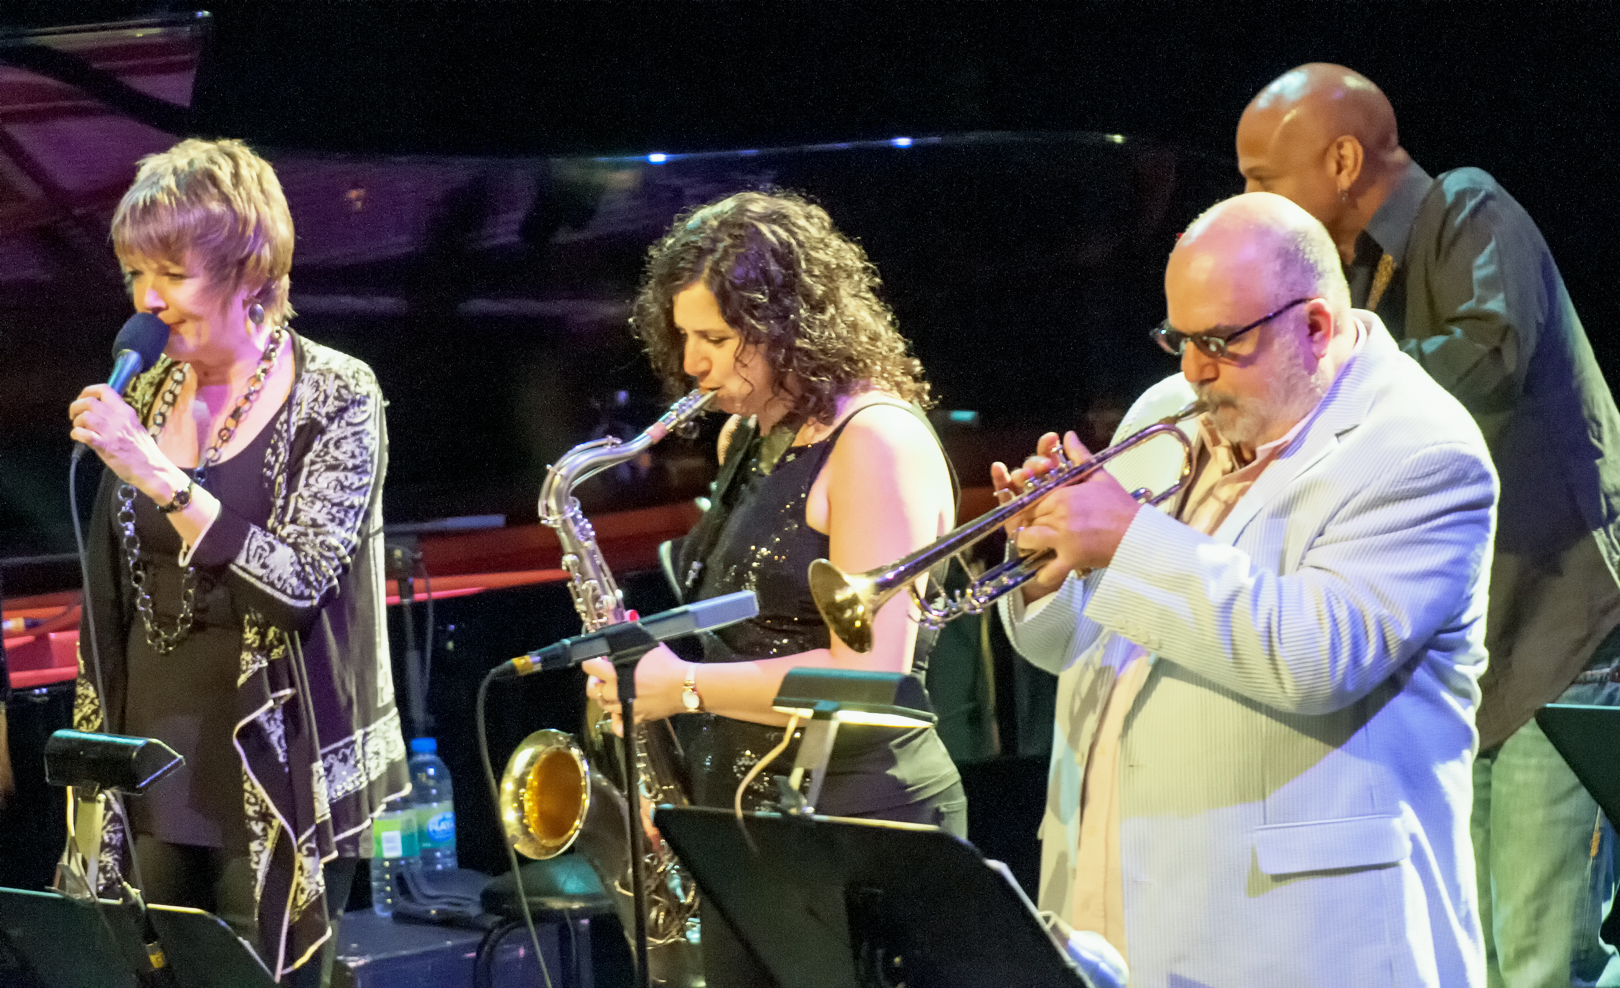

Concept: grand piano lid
[[0, 13, 208, 309], [0, 16, 1238, 584]]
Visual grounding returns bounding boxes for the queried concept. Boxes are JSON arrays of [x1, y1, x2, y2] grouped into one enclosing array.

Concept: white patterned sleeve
[[189, 373, 383, 631]]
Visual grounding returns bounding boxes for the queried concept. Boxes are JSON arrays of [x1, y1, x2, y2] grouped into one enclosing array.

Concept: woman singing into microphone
[[584, 191, 965, 986], [68, 138, 408, 988]]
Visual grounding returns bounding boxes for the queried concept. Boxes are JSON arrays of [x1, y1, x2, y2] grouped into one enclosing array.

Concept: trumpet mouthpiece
[[1162, 400, 1208, 425]]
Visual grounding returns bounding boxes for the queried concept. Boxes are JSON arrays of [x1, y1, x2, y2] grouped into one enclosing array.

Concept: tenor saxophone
[[499, 389, 711, 984]]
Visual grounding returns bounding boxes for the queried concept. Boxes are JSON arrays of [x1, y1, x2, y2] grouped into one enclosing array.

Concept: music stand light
[[44, 729, 182, 794], [770, 669, 936, 814], [43, 729, 182, 901]]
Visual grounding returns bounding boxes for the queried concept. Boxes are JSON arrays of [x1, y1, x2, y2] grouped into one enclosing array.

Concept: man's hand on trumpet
[[991, 431, 1066, 601], [992, 431, 1143, 592]]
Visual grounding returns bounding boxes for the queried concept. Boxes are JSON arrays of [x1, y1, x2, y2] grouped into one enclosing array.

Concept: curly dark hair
[[631, 190, 930, 425]]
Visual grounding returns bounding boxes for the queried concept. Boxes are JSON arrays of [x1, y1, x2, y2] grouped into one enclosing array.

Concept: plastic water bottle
[[409, 737, 458, 871], [369, 794, 420, 916]]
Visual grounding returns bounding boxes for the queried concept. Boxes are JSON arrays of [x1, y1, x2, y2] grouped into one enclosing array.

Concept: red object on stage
[[2, 631, 78, 690]]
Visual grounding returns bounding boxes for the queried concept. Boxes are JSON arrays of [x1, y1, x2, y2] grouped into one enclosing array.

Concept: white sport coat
[[1000, 313, 1495, 988]]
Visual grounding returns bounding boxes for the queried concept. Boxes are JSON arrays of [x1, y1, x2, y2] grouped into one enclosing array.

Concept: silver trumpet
[[809, 401, 1206, 652]]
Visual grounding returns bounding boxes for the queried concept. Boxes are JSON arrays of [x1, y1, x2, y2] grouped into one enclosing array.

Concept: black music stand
[[655, 806, 1094, 988], [1537, 703, 1620, 944], [1537, 704, 1620, 824], [0, 887, 277, 988]]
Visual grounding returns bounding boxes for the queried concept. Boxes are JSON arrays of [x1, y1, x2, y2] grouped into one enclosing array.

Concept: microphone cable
[[69, 451, 150, 895], [68, 454, 112, 760], [70, 452, 167, 985], [476, 665, 554, 988]]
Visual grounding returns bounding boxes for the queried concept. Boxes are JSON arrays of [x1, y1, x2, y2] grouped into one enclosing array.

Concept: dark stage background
[[2, 0, 1616, 904], [6, 0, 1615, 341], [5, 0, 1617, 555]]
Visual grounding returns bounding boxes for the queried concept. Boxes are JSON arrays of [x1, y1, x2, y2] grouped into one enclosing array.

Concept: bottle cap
[[410, 737, 437, 754]]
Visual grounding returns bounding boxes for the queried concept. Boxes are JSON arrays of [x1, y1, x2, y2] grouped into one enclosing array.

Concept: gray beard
[[1195, 355, 1328, 450]]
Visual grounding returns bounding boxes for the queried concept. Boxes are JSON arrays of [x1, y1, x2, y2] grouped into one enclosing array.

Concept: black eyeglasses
[[1150, 297, 1316, 359]]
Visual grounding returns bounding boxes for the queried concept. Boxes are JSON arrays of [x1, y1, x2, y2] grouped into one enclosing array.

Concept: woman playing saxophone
[[583, 191, 964, 987]]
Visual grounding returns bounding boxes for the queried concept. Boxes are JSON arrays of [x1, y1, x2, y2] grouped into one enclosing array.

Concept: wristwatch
[[157, 479, 195, 514], [680, 664, 703, 713]]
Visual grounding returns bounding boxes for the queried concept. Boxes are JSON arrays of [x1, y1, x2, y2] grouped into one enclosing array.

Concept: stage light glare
[[647, 152, 669, 164], [890, 137, 914, 148]]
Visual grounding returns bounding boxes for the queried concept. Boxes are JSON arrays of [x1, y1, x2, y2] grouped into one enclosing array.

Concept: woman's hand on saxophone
[[582, 644, 691, 736], [580, 654, 674, 851]]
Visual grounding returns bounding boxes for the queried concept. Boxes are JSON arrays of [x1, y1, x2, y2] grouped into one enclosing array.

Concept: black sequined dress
[[672, 403, 962, 818]]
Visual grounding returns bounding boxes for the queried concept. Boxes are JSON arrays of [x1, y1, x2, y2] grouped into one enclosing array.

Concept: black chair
[[475, 855, 625, 988]]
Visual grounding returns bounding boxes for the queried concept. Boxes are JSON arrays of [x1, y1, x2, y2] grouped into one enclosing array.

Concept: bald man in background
[[1238, 63, 1620, 988], [998, 192, 1494, 986]]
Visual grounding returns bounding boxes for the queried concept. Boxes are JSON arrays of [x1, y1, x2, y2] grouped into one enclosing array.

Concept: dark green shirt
[[1352, 160, 1620, 748]]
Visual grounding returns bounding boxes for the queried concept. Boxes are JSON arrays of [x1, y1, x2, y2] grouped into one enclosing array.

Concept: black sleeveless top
[[123, 411, 279, 847], [673, 402, 961, 815]]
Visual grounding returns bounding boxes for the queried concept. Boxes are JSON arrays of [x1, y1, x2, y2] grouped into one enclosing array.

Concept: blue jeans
[[1474, 652, 1620, 988]]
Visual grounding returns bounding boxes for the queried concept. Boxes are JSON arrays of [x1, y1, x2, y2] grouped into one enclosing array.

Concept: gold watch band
[[681, 665, 703, 712]]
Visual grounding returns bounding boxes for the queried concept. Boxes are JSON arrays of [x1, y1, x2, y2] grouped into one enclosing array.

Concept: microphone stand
[[386, 537, 431, 738], [600, 622, 661, 988], [495, 593, 759, 986]]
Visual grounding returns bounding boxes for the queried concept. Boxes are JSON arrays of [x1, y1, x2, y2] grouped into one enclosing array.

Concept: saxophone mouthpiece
[[671, 389, 716, 439]]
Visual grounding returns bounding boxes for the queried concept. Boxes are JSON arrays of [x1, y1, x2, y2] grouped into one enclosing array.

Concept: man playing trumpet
[[996, 192, 1496, 987]]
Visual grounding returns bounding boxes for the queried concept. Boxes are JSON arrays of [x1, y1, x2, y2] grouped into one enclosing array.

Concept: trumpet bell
[[808, 401, 1204, 653], [500, 729, 591, 860], [809, 559, 878, 654]]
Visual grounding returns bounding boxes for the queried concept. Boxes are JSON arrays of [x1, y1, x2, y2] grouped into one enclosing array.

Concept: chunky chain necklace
[[118, 325, 286, 653]]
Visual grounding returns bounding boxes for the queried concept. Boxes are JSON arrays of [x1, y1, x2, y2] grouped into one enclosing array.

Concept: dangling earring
[[1338, 188, 1350, 204], [247, 301, 266, 326]]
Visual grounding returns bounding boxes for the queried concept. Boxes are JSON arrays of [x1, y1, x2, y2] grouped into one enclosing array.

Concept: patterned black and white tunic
[[75, 332, 409, 980]]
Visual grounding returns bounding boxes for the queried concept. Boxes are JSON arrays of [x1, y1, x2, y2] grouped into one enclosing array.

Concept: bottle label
[[374, 815, 420, 859], [418, 801, 456, 848]]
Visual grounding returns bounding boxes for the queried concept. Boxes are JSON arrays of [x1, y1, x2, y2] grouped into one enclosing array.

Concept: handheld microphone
[[496, 590, 759, 679], [73, 313, 172, 462], [105, 312, 172, 395]]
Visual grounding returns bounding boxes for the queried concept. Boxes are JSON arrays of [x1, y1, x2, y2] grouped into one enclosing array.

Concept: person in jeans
[[1237, 62, 1620, 987]]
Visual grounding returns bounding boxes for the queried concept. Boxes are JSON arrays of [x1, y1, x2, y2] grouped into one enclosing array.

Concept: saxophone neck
[[539, 390, 714, 521]]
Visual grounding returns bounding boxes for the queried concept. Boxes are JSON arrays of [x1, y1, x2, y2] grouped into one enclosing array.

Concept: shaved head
[[1166, 193, 1354, 452], [1247, 63, 1399, 158], [1236, 64, 1411, 261], [1174, 192, 1350, 314]]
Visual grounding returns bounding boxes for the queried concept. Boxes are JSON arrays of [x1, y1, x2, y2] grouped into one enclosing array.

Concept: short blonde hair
[[111, 138, 295, 325]]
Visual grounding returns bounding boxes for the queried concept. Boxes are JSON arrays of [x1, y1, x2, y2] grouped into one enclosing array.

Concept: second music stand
[[656, 806, 1095, 988]]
